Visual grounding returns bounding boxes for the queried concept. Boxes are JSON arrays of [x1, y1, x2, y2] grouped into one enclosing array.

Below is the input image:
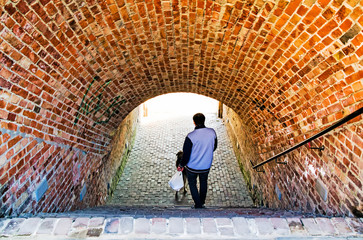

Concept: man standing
[[178, 113, 217, 209]]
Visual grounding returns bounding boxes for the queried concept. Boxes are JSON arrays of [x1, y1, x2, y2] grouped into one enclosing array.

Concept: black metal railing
[[252, 106, 363, 171]]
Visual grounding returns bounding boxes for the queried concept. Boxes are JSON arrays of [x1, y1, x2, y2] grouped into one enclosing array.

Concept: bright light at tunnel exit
[[140, 93, 219, 120]]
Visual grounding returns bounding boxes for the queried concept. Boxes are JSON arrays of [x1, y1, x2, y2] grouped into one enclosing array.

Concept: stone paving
[[0, 212, 362, 239], [107, 113, 254, 208]]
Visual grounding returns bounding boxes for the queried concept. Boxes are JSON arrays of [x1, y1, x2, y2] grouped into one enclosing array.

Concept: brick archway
[[0, 0, 362, 216]]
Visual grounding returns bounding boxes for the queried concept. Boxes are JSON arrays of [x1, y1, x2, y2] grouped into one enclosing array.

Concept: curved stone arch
[[0, 0, 361, 217]]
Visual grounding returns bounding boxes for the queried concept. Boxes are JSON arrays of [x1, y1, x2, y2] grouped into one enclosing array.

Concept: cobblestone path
[[107, 113, 254, 208]]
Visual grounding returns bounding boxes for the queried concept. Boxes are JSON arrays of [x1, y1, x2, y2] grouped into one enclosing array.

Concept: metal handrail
[[252, 106, 363, 170]]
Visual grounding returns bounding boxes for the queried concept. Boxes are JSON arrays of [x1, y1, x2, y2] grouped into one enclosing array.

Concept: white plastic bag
[[168, 171, 184, 191]]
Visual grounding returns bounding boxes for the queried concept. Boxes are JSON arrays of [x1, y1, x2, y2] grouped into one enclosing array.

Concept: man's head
[[193, 113, 205, 126]]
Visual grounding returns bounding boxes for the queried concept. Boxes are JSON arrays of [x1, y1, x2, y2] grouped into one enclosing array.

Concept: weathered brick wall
[[0, 0, 362, 216], [0, 107, 138, 216], [106, 108, 139, 198], [0, 127, 97, 216], [223, 105, 362, 217]]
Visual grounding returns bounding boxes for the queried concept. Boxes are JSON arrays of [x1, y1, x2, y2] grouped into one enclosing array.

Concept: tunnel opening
[[106, 93, 254, 208]]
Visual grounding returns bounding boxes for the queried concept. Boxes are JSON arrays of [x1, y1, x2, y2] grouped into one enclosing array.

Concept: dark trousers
[[186, 170, 209, 208]]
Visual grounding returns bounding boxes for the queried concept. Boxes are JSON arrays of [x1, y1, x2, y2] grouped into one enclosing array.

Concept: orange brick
[[318, 0, 331, 8], [322, 7, 335, 20], [0, 68, 12, 79], [285, 0, 302, 16], [354, 91, 363, 101], [340, 19, 353, 32], [350, 6, 363, 21], [356, 45, 363, 57], [342, 95, 355, 107], [336, 5, 351, 22], [297, 5, 308, 16], [331, 28, 343, 39], [342, 55, 359, 65], [318, 20, 338, 38], [303, 5, 322, 24]]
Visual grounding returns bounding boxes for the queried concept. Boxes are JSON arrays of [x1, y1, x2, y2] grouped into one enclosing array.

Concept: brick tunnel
[[0, 0, 362, 218]]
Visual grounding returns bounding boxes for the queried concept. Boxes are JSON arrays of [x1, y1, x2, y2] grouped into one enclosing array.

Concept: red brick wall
[[0, 107, 138, 216], [0, 129, 98, 216], [0, 0, 362, 216], [223, 105, 362, 217]]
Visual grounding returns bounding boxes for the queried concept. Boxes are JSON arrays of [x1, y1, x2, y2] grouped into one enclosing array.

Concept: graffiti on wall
[[74, 76, 126, 126]]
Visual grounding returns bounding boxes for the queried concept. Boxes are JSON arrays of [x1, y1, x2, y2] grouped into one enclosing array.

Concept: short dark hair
[[193, 113, 205, 126]]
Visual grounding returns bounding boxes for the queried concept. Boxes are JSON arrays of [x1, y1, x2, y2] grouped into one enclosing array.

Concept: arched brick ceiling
[[1, 0, 362, 148]]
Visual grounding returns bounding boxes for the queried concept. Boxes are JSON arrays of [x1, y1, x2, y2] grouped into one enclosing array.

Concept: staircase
[[1, 206, 362, 239]]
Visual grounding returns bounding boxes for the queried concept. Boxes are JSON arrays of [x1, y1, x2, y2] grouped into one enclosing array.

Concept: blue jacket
[[180, 125, 217, 173]]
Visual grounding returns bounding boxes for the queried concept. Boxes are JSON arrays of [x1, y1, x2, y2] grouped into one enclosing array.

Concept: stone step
[[35, 206, 317, 218], [0, 215, 362, 239]]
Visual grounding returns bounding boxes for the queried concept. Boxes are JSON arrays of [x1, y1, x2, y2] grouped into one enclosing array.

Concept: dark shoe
[[192, 205, 205, 209]]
